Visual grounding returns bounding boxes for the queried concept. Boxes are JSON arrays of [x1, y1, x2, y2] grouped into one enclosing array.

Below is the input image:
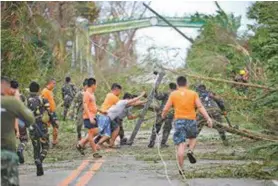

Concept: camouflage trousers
[[17, 125, 28, 154], [30, 123, 49, 163], [63, 95, 73, 120], [76, 111, 83, 140], [114, 118, 125, 140], [1, 150, 19, 186], [149, 113, 173, 145], [197, 110, 227, 143]]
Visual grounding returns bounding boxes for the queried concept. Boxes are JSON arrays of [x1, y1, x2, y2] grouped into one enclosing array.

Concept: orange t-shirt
[[83, 91, 97, 119], [41, 88, 56, 112], [166, 88, 199, 120], [101, 93, 119, 112]]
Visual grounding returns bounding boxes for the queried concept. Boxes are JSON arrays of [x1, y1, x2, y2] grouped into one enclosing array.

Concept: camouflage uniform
[[234, 75, 248, 94], [27, 92, 51, 173], [196, 89, 227, 144], [69, 90, 84, 140], [1, 150, 19, 186], [16, 94, 29, 163], [149, 92, 173, 147], [62, 83, 77, 120], [1, 96, 35, 186]]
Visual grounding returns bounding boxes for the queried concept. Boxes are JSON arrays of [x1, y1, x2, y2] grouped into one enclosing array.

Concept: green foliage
[[1, 29, 39, 84], [75, 2, 99, 23], [247, 2, 278, 83], [188, 3, 247, 77]]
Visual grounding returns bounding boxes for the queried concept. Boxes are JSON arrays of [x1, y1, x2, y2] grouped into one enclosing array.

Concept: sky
[[135, 1, 255, 68]]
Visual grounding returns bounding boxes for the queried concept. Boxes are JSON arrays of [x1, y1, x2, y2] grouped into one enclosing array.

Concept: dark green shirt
[[1, 96, 35, 152]]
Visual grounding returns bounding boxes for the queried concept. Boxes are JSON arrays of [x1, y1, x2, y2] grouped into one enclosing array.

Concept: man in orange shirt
[[99, 83, 122, 146], [41, 79, 59, 146], [76, 78, 111, 158], [162, 76, 212, 176], [101, 83, 122, 112]]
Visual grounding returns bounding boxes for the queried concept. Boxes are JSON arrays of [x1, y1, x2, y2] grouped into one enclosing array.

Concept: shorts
[[83, 119, 98, 129], [96, 115, 111, 137], [173, 119, 197, 145], [110, 119, 119, 132]]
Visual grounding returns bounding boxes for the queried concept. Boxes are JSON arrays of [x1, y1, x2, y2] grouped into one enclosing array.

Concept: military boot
[[35, 159, 44, 176], [17, 150, 24, 164], [148, 140, 155, 148]]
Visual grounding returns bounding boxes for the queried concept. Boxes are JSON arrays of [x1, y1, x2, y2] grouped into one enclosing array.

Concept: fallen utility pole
[[143, 3, 194, 44], [127, 71, 165, 145], [163, 67, 278, 91]]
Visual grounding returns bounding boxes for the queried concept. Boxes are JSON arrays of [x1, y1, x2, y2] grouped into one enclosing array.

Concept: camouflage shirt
[[62, 83, 77, 99], [1, 96, 35, 152], [155, 91, 174, 118], [198, 90, 225, 112], [70, 90, 84, 120]]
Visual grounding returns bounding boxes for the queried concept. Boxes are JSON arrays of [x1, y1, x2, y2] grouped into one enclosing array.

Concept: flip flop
[[93, 153, 102, 159], [179, 169, 186, 176], [76, 144, 85, 155]]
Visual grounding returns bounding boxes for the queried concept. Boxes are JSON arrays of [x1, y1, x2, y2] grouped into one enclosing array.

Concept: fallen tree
[[162, 67, 278, 91], [214, 121, 278, 143]]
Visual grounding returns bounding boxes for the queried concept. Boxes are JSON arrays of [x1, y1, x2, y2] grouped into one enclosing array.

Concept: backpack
[[27, 95, 50, 123]]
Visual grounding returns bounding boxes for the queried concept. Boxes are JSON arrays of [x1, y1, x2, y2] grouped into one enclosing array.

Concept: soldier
[[1, 76, 35, 186], [196, 84, 228, 146], [62, 77, 77, 121], [26, 81, 51, 176], [148, 83, 177, 148], [69, 79, 88, 140], [9, 80, 29, 164], [41, 79, 59, 146], [234, 69, 249, 94]]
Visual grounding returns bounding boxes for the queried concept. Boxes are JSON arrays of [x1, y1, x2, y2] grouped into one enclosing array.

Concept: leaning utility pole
[[127, 71, 165, 145], [143, 3, 194, 43]]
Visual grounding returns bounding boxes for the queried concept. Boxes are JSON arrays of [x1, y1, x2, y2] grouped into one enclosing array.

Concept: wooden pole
[[127, 71, 165, 145], [163, 67, 278, 91]]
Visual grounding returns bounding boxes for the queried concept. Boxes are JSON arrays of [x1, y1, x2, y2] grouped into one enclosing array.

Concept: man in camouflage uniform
[[9, 80, 29, 164], [1, 76, 35, 186], [27, 81, 51, 176], [16, 95, 29, 164], [148, 83, 177, 148], [69, 79, 88, 140], [62, 77, 77, 121], [196, 84, 228, 146]]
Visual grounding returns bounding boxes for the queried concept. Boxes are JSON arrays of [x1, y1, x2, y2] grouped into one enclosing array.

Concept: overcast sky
[[135, 1, 255, 68]]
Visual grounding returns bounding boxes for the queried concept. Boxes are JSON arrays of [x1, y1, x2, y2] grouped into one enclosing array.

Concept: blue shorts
[[83, 119, 98, 129], [173, 119, 197, 145], [96, 115, 111, 137]]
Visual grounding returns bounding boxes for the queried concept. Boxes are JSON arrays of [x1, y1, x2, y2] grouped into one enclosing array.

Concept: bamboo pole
[[163, 67, 278, 91]]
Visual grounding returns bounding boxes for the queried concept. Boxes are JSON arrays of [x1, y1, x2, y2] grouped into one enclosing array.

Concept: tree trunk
[[214, 122, 278, 142]]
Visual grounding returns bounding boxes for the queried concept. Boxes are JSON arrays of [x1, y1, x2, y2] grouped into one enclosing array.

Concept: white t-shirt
[[107, 100, 129, 120]]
